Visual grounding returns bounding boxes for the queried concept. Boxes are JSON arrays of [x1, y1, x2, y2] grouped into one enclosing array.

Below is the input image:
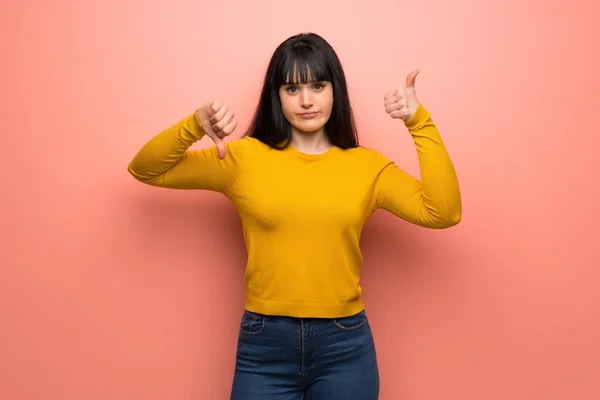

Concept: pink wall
[[2, 0, 599, 398]]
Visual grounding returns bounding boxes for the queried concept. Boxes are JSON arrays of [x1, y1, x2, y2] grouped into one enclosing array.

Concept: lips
[[298, 112, 320, 119]]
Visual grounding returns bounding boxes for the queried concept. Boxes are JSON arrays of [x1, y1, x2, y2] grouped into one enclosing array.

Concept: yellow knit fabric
[[128, 104, 461, 318]]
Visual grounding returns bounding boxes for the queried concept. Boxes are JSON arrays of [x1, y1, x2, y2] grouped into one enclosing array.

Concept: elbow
[[430, 202, 462, 229], [440, 203, 462, 228], [445, 210, 462, 227], [441, 190, 462, 228], [421, 210, 461, 229], [127, 161, 150, 184], [127, 162, 141, 181], [433, 213, 460, 229]]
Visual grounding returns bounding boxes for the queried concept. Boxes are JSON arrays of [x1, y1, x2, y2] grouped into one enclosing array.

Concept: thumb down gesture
[[195, 101, 238, 159]]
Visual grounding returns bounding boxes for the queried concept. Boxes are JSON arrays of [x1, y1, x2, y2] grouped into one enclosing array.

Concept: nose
[[300, 88, 313, 108]]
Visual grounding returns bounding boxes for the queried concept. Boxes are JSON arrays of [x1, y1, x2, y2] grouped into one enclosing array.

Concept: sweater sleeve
[[127, 112, 249, 193], [372, 105, 462, 228]]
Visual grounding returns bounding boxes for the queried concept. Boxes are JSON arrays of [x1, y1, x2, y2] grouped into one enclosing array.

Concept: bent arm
[[127, 112, 248, 193], [374, 105, 462, 228]]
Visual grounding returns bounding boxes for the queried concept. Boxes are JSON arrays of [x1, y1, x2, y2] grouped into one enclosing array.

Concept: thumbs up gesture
[[384, 69, 420, 123], [195, 101, 238, 159]]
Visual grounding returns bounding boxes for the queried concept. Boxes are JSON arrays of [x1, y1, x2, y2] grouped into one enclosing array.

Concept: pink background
[[2, 0, 599, 399]]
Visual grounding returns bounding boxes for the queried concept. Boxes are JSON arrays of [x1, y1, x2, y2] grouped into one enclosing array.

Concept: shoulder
[[225, 136, 273, 160], [228, 136, 270, 150], [226, 136, 259, 153]]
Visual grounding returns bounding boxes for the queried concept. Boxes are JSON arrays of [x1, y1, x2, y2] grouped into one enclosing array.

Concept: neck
[[291, 128, 331, 155]]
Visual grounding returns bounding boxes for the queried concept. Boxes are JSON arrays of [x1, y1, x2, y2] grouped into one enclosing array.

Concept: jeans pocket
[[239, 310, 267, 334], [333, 310, 368, 330]]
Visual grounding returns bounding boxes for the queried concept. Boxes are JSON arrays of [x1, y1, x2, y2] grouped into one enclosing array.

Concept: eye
[[285, 86, 298, 93], [313, 82, 325, 90]]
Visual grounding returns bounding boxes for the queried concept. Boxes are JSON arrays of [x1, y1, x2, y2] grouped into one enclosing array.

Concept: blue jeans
[[230, 309, 380, 399]]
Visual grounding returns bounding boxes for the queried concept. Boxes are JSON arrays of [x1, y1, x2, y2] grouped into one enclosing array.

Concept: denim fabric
[[230, 309, 379, 399]]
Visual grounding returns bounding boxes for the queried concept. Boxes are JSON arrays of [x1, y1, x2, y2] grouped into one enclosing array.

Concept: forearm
[[127, 113, 205, 184], [406, 105, 462, 226]]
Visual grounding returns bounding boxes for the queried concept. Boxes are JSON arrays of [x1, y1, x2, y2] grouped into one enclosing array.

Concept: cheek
[[279, 95, 294, 117], [322, 88, 333, 110], [323, 94, 334, 116]]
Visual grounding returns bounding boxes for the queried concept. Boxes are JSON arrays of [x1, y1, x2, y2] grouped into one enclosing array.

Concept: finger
[[209, 105, 227, 125], [406, 69, 419, 88], [390, 110, 406, 119], [384, 88, 402, 103], [207, 101, 221, 118], [384, 88, 405, 107], [384, 93, 403, 108], [212, 110, 234, 133], [216, 129, 228, 138], [214, 138, 227, 159], [220, 118, 238, 136], [384, 88, 397, 102], [385, 102, 408, 113]]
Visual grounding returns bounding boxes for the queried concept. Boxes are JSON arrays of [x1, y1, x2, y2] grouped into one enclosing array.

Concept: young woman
[[128, 32, 461, 399]]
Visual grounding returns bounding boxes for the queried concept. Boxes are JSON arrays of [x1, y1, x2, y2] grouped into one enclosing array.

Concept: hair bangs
[[277, 47, 331, 86]]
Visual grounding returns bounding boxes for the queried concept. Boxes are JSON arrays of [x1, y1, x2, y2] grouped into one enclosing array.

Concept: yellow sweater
[[127, 104, 461, 318]]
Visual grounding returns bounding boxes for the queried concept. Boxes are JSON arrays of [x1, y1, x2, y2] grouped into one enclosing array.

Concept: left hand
[[384, 69, 420, 122]]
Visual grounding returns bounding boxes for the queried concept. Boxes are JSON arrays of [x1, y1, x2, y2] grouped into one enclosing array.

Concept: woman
[[128, 32, 461, 399]]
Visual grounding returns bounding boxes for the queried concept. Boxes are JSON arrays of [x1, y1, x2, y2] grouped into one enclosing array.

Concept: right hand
[[196, 101, 238, 159]]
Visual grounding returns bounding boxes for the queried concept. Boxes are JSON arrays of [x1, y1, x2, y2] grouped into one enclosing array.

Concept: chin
[[296, 127, 324, 134], [299, 127, 322, 134]]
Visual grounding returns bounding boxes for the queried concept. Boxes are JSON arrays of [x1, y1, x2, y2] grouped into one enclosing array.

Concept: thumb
[[214, 137, 227, 159], [406, 69, 419, 88]]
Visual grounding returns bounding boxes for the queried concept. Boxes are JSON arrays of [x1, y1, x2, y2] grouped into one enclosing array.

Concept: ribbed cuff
[[404, 103, 430, 130]]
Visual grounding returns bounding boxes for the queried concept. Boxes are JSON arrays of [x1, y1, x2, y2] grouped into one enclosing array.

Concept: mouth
[[298, 111, 320, 119]]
